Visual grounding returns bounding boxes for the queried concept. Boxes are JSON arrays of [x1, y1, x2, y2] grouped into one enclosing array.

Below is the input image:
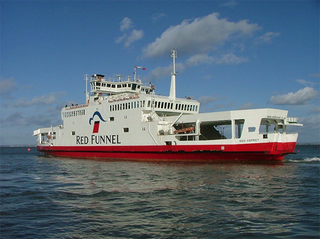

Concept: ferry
[[34, 50, 302, 162]]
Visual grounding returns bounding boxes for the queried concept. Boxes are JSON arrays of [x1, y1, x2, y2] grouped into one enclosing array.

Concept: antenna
[[133, 66, 146, 81], [116, 74, 122, 82]]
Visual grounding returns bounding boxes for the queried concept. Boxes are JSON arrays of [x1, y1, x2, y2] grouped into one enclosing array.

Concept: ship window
[[112, 84, 115, 88], [259, 118, 279, 133], [199, 120, 232, 140], [107, 84, 111, 87], [71, 131, 75, 135], [117, 85, 121, 88], [148, 100, 151, 107], [123, 127, 129, 132], [235, 119, 245, 138], [110, 117, 114, 121], [248, 127, 256, 132]]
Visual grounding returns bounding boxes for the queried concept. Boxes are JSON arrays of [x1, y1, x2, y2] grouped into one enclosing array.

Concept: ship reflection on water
[[40, 157, 316, 238]]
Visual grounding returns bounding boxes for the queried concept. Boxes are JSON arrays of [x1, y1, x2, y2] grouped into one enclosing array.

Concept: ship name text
[[76, 135, 121, 145]]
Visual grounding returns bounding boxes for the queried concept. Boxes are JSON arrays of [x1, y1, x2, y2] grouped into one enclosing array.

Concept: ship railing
[[65, 104, 88, 110]]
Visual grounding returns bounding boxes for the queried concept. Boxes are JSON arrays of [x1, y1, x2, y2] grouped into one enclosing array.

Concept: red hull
[[37, 142, 296, 163]]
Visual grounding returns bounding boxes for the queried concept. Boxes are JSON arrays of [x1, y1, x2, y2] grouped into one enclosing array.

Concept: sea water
[[0, 145, 319, 238]]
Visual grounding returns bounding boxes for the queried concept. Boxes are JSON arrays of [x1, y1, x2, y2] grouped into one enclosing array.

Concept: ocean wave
[[284, 157, 320, 163]]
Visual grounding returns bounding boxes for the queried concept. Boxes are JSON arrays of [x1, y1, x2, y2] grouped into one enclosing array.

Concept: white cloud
[[238, 102, 255, 110], [300, 115, 320, 130], [115, 33, 127, 44], [217, 53, 248, 64], [187, 53, 247, 66], [187, 54, 214, 66], [296, 79, 318, 87], [120, 17, 133, 32], [254, 31, 280, 44], [142, 12, 260, 58], [152, 13, 166, 22], [309, 73, 320, 78], [268, 87, 318, 105], [116, 17, 144, 48], [0, 78, 17, 99], [220, 0, 238, 8], [198, 95, 218, 106], [148, 63, 184, 82], [309, 106, 320, 114], [124, 29, 144, 48], [13, 92, 66, 108]]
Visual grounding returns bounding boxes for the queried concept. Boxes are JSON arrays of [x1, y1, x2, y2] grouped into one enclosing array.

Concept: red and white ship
[[34, 50, 302, 162]]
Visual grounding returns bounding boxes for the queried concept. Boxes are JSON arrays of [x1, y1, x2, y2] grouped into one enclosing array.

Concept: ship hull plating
[[37, 142, 296, 162]]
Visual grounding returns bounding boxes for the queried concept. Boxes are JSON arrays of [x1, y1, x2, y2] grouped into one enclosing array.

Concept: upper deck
[[90, 74, 155, 95]]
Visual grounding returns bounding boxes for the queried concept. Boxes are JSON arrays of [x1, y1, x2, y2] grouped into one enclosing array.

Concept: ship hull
[[37, 141, 296, 163]]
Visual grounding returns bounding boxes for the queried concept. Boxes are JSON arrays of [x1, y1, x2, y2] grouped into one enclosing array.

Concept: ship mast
[[133, 66, 146, 81], [85, 74, 89, 103], [169, 49, 177, 99]]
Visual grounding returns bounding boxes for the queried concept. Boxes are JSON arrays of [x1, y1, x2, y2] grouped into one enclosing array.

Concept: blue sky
[[1, 0, 319, 145]]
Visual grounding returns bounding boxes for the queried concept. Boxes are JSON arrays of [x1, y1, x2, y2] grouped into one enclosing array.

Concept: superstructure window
[[235, 119, 245, 138], [123, 127, 129, 132], [259, 118, 285, 133], [200, 120, 232, 140], [248, 127, 256, 132]]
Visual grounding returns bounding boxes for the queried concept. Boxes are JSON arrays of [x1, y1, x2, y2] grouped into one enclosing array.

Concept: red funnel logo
[[89, 111, 106, 134]]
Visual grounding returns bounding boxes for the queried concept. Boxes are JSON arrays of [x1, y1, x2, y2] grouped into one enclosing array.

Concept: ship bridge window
[[200, 120, 232, 140]]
